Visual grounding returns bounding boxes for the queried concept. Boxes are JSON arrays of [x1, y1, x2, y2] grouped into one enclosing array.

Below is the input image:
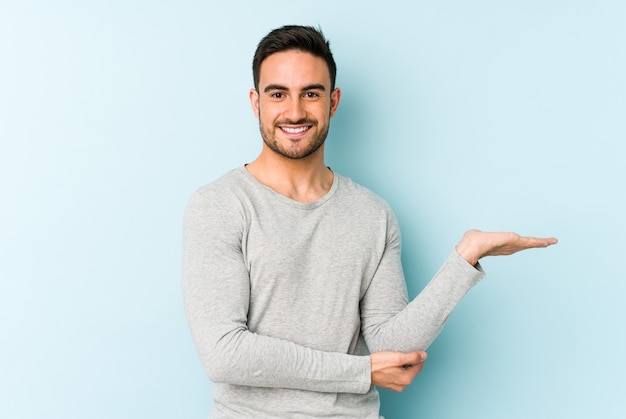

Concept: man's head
[[249, 26, 341, 161], [252, 25, 337, 91]]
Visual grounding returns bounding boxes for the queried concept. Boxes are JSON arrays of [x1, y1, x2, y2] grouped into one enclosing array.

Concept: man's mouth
[[280, 126, 310, 134], [279, 125, 312, 138]]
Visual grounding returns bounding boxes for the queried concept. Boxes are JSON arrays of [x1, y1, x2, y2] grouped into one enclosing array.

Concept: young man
[[182, 25, 557, 418]]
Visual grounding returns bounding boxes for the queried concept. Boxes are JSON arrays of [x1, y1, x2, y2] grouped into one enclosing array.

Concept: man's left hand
[[455, 229, 558, 266]]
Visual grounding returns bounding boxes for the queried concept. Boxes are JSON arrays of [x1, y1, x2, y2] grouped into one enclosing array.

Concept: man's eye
[[270, 92, 284, 98], [305, 92, 319, 98]]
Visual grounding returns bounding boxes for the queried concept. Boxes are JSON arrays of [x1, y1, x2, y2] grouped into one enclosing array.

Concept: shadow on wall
[[324, 73, 388, 193], [326, 67, 475, 419]]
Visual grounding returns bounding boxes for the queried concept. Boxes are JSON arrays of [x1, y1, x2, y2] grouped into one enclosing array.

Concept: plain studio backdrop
[[1, 1, 624, 418]]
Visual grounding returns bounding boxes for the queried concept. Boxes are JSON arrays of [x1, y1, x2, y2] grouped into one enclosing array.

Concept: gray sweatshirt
[[182, 166, 485, 418]]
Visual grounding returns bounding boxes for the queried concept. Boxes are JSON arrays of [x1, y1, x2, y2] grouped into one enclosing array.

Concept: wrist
[[456, 231, 481, 266]]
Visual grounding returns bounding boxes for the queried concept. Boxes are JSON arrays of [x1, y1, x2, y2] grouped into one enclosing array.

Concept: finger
[[398, 361, 426, 387], [522, 236, 559, 248], [395, 367, 420, 387], [400, 351, 427, 368], [413, 361, 426, 375], [541, 237, 558, 245], [404, 361, 426, 375]]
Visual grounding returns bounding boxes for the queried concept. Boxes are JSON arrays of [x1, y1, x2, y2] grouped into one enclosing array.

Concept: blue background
[[1, 1, 624, 418]]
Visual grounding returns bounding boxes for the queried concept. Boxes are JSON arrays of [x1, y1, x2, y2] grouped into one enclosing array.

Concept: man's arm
[[182, 189, 376, 394], [366, 229, 556, 392], [360, 213, 556, 354]]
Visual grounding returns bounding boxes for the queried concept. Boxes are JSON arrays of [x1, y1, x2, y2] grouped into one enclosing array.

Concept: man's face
[[250, 50, 341, 160]]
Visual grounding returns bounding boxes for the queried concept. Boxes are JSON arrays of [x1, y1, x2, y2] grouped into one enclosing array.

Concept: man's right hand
[[370, 351, 428, 392]]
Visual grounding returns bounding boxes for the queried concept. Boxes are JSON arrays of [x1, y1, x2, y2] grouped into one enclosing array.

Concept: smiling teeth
[[282, 126, 308, 133]]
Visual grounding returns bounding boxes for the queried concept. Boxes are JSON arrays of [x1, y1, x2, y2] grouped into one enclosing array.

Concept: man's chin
[[272, 144, 324, 160], [261, 129, 328, 160]]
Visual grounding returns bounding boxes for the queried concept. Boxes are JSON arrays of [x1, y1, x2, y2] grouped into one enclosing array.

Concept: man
[[182, 25, 556, 418]]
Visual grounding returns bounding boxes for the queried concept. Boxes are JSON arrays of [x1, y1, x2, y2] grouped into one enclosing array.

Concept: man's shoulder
[[186, 167, 250, 213], [195, 166, 246, 195], [335, 173, 394, 214]]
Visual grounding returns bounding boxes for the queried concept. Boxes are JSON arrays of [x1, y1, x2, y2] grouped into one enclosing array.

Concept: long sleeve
[[359, 213, 485, 353], [181, 168, 483, 418], [181, 188, 372, 395]]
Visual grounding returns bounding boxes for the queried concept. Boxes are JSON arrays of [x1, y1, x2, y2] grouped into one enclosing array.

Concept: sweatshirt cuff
[[447, 248, 486, 287]]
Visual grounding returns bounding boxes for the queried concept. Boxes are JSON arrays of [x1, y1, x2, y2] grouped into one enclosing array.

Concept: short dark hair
[[252, 25, 337, 91]]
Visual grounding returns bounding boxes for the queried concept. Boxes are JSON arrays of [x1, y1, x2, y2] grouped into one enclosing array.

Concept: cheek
[[259, 103, 281, 120]]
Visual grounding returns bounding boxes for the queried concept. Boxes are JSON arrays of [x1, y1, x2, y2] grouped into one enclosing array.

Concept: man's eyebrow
[[263, 84, 327, 93], [302, 84, 326, 92], [263, 84, 288, 93]]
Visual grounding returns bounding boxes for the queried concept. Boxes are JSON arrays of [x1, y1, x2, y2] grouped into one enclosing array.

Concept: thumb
[[402, 351, 427, 367], [414, 351, 428, 363]]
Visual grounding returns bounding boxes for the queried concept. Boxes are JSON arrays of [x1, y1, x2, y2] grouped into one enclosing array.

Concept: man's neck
[[246, 148, 334, 204]]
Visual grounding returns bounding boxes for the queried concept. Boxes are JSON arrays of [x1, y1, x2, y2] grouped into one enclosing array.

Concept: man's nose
[[284, 97, 306, 121]]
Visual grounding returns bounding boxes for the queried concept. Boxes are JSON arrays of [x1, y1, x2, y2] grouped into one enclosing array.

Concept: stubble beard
[[259, 118, 329, 160]]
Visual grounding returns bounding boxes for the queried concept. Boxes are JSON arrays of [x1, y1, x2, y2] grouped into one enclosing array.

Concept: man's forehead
[[258, 50, 331, 88]]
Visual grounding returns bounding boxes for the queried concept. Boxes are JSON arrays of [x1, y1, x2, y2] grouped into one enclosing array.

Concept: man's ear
[[329, 87, 341, 118], [249, 88, 260, 118]]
